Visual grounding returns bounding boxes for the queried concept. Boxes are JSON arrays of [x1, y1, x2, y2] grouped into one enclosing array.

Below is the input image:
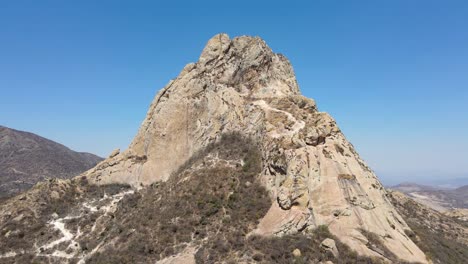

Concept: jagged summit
[[86, 33, 304, 186], [80, 34, 428, 262], [197, 33, 300, 97]]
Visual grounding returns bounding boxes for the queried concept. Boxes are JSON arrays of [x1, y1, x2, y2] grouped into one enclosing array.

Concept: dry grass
[[389, 192, 468, 264], [338, 174, 356, 181]]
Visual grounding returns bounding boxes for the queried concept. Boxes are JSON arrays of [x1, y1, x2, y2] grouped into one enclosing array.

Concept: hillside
[[0, 134, 396, 263], [391, 182, 468, 212], [0, 126, 103, 198], [388, 191, 468, 263], [0, 34, 442, 263]]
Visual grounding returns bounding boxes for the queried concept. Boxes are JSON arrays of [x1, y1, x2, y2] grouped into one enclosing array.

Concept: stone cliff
[[84, 34, 428, 263]]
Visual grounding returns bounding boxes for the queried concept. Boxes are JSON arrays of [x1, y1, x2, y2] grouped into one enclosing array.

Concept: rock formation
[[83, 34, 428, 263]]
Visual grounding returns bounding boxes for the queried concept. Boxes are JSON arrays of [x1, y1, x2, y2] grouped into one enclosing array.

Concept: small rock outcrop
[[108, 149, 120, 159], [320, 238, 339, 258], [82, 34, 428, 263]]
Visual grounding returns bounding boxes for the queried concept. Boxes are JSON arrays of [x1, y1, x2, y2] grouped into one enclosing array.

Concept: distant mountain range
[[390, 182, 468, 212], [0, 125, 103, 198]]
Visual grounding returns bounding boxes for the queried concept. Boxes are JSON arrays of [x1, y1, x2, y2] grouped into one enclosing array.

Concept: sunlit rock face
[[84, 34, 428, 263]]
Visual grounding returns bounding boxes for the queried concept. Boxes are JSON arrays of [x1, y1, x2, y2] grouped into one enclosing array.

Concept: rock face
[[0, 126, 103, 198], [84, 34, 427, 262]]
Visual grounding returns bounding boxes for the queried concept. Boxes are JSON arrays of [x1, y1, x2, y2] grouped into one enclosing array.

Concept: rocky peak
[[83, 34, 428, 263], [198, 33, 231, 64], [198, 33, 300, 97]]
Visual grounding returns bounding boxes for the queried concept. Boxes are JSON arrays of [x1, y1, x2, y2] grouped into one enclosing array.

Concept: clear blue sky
[[1, 1, 467, 185]]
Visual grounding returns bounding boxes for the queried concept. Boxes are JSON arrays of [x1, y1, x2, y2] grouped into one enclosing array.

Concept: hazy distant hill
[[0, 125, 103, 198], [391, 182, 468, 211], [390, 182, 440, 192], [429, 177, 468, 189], [454, 185, 468, 194]]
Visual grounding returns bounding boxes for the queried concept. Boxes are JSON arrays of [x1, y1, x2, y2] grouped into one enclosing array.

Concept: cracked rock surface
[[80, 34, 428, 263]]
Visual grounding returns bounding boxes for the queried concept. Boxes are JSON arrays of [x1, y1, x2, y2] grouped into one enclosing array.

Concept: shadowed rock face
[[83, 34, 428, 262], [0, 126, 103, 198]]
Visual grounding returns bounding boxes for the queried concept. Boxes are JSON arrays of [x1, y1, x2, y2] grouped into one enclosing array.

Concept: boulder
[[320, 238, 339, 258], [292, 248, 301, 258]]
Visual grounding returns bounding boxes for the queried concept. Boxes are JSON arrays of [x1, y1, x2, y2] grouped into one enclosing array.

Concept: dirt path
[[252, 100, 305, 138]]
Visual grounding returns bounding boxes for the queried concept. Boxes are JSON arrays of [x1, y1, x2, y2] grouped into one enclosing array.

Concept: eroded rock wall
[[83, 34, 427, 263]]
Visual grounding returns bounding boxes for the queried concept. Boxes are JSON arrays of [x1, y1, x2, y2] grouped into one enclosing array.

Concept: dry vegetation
[[87, 133, 389, 264], [388, 191, 468, 264], [3, 133, 464, 263], [196, 225, 391, 264], [0, 177, 130, 263], [87, 133, 271, 263]]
